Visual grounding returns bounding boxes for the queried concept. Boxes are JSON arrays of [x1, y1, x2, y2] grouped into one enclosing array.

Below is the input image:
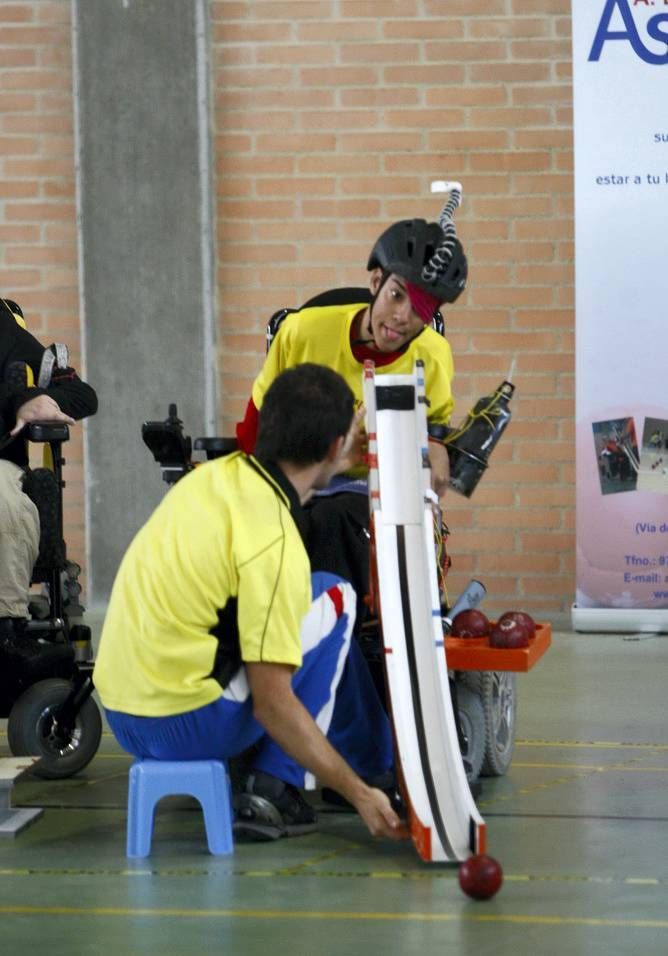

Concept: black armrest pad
[[27, 422, 70, 443]]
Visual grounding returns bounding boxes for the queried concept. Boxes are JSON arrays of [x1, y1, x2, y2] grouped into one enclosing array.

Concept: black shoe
[[0, 618, 74, 680], [234, 771, 317, 841]]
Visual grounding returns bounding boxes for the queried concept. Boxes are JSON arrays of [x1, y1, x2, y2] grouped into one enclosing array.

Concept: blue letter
[[647, 14, 668, 61], [589, 0, 668, 64]]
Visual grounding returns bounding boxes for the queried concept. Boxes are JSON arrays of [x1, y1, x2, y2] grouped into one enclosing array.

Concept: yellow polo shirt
[[93, 453, 311, 717]]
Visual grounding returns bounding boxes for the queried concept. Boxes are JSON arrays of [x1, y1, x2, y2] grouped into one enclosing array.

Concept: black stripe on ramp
[[395, 524, 456, 860]]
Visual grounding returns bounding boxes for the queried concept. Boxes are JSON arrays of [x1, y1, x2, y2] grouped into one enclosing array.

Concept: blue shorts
[[105, 572, 392, 788]]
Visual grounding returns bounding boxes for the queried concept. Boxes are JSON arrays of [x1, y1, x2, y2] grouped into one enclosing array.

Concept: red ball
[[459, 854, 503, 900], [451, 608, 490, 638], [489, 615, 531, 648], [497, 609, 536, 639]]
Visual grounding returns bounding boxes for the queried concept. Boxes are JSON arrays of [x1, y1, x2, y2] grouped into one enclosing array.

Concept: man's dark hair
[[255, 363, 354, 466]]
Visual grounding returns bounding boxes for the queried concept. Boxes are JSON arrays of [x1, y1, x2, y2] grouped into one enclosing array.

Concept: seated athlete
[[0, 296, 98, 675], [236, 192, 467, 609], [94, 364, 403, 842]]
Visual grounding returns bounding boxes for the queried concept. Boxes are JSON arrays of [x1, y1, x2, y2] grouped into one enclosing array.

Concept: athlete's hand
[[11, 395, 75, 436], [336, 405, 367, 473], [353, 786, 409, 841]]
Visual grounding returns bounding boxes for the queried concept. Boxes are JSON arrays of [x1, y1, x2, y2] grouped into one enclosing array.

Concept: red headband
[[405, 281, 440, 324]]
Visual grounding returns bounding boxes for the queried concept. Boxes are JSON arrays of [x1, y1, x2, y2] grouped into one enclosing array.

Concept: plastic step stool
[[126, 758, 234, 858]]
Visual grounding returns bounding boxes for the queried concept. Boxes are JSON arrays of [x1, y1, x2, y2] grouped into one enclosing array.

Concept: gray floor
[[1, 629, 667, 955]]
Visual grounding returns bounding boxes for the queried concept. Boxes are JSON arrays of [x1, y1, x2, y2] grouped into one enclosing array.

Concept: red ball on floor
[[458, 854, 503, 900]]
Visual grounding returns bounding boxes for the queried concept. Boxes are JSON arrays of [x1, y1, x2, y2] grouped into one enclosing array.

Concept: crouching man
[[94, 363, 404, 843]]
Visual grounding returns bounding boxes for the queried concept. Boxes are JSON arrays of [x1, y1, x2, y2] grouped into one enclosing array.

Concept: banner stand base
[[571, 605, 668, 634]]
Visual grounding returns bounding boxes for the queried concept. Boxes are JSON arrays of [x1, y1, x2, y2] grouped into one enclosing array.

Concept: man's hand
[[352, 784, 409, 841], [11, 394, 76, 437], [428, 439, 450, 498]]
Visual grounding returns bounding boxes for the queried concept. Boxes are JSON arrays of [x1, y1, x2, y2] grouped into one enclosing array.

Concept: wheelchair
[[1, 420, 102, 780], [141, 289, 519, 786]]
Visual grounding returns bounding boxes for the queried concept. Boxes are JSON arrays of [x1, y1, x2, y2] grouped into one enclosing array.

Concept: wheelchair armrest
[[27, 422, 70, 443], [193, 437, 238, 460]]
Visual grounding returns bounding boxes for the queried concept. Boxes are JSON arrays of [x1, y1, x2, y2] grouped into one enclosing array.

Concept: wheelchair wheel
[[454, 683, 485, 783], [7, 678, 102, 780], [462, 670, 517, 777]]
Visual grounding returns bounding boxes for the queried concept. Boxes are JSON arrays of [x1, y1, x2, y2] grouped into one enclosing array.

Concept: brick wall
[[0, 2, 87, 567], [2, 0, 575, 619], [210, 0, 575, 619]]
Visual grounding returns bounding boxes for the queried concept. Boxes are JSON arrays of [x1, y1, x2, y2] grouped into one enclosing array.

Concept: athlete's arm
[[246, 661, 407, 841], [428, 438, 449, 497]]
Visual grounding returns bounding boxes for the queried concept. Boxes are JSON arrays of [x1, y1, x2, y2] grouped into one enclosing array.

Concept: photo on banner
[[591, 418, 638, 497], [637, 417, 668, 495]]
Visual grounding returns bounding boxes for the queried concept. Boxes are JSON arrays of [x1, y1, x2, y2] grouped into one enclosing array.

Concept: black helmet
[[367, 218, 468, 304]]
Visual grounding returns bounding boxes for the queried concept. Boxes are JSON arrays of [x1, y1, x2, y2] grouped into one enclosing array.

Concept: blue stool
[[126, 758, 234, 858]]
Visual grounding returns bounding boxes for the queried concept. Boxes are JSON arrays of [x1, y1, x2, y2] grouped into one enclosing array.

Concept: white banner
[[572, 1, 668, 631]]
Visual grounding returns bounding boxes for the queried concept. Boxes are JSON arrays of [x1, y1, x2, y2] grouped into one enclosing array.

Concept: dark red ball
[[451, 608, 490, 638], [497, 609, 536, 639], [458, 854, 503, 900], [489, 615, 531, 648]]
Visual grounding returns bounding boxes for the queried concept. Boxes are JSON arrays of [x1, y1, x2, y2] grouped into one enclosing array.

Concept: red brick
[[252, 1, 334, 18], [255, 132, 337, 153], [428, 86, 507, 108], [211, 21, 292, 43], [383, 65, 465, 85], [384, 19, 463, 40], [256, 44, 335, 66], [342, 87, 420, 108], [36, 2, 70, 24], [217, 87, 334, 110], [469, 17, 551, 39], [299, 21, 380, 42], [215, 66, 293, 88], [425, 40, 508, 62], [468, 63, 551, 84], [5, 201, 75, 221], [300, 66, 379, 87]]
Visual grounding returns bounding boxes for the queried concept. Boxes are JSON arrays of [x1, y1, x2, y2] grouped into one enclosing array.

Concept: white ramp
[[364, 360, 485, 863]]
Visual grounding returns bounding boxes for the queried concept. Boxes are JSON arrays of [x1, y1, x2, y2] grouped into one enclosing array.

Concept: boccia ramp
[[363, 360, 486, 863]]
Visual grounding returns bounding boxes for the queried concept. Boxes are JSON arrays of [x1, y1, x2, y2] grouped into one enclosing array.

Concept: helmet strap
[[352, 270, 391, 345], [367, 268, 391, 326]]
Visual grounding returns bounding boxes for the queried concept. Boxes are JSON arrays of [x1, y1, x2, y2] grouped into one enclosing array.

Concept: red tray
[[445, 622, 552, 673]]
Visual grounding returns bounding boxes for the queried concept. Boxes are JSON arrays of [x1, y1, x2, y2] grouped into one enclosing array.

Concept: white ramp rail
[[363, 360, 485, 863]]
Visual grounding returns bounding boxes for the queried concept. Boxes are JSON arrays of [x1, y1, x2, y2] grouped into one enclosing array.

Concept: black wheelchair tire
[[461, 670, 517, 777], [7, 678, 102, 779], [454, 683, 485, 783]]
